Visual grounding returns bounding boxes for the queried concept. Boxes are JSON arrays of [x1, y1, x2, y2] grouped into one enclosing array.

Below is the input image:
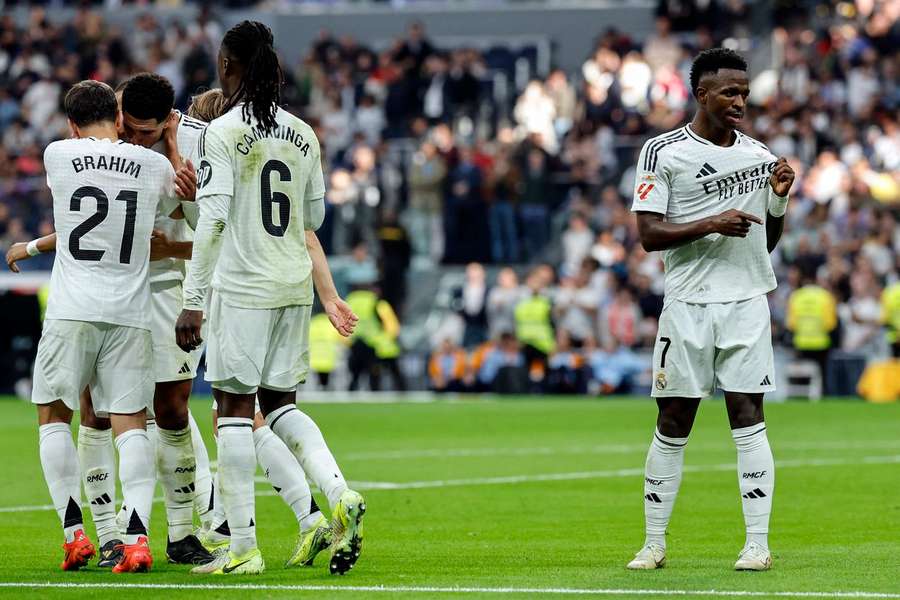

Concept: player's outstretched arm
[[6, 233, 57, 272], [305, 230, 358, 337], [765, 157, 795, 253], [636, 209, 762, 252]]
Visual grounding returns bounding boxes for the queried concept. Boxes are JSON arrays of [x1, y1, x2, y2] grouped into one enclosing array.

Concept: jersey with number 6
[[195, 104, 325, 309], [44, 137, 179, 329], [630, 125, 779, 304]]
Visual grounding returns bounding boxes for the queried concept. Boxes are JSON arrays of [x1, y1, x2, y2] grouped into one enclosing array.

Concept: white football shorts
[[150, 280, 205, 383], [32, 319, 154, 417], [204, 293, 311, 395], [651, 295, 776, 398]]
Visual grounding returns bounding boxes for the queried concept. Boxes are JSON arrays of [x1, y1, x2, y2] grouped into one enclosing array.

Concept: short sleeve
[[43, 142, 61, 191], [303, 150, 326, 231], [630, 139, 670, 215], [304, 150, 326, 203], [196, 125, 233, 200]]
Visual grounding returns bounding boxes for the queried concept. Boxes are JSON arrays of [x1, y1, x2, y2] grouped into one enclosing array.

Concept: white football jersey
[[195, 104, 325, 309], [148, 112, 206, 284], [631, 124, 779, 304], [44, 137, 179, 329]]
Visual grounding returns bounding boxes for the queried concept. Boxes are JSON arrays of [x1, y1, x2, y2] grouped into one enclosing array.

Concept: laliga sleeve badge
[[655, 372, 668, 391]]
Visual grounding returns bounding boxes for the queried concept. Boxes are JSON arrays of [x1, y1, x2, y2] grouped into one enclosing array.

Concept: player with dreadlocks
[[176, 21, 365, 576]]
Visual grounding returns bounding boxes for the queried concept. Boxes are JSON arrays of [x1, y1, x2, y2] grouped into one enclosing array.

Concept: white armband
[[26, 240, 41, 256]]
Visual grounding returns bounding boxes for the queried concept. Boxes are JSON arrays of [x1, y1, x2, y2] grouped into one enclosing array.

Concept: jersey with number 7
[[194, 105, 325, 309], [44, 137, 179, 330]]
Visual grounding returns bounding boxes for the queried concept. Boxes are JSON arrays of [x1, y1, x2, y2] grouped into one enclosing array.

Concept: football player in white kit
[[32, 80, 181, 573], [626, 48, 795, 572], [8, 74, 215, 567], [176, 21, 365, 576]]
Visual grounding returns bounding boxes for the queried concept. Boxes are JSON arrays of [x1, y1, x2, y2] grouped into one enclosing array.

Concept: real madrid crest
[[655, 372, 667, 391]]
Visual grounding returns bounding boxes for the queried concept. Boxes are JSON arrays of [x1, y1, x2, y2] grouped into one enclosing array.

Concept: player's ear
[[68, 119, 79, 139], [114, 109, 123, 134], [695, 86, 707, 106]]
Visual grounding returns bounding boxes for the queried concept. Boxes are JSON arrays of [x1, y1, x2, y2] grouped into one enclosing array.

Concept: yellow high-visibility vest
[[787, 285, 837, 351], [309, 313, 342, 373], [882, 283, 900, 344], [514, 294, 555, 354]]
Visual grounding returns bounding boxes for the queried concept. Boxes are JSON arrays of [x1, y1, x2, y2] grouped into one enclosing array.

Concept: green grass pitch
[[0, 395, 898, 600]]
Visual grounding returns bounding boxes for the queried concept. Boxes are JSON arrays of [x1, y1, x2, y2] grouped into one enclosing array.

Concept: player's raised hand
[[175, 309, 204, 352], [175, 159, 197, 201], [324, 297, 359, 337], [5, 242, 28, 273], [769, 157, 795, 197], [709, 209, 763, 238]]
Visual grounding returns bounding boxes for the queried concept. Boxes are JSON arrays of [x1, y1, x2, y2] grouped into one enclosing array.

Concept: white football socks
[[643, 428, 688, 549], [189, 411, 214, 530], [156, 425, 196, 542], [39, 423, 84, 543], [77, 425, 119, 545], [253, 425, 322, 531], [266, 405, 348, 509], [115, 429, 155, 545], [217, 417, 257, 556], [733, 424, 774, 550]]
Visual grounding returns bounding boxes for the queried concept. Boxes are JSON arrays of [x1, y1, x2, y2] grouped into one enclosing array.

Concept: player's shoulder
[[639, 126, 691, 172], [179, 112, 207, 132], [736, 130, 775, 157]]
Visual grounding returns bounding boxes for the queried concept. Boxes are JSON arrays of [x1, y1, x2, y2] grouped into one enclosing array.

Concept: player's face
[[122, 111, 166, 148], [121, 111, 165, 148], [699, 69, 749, 129]]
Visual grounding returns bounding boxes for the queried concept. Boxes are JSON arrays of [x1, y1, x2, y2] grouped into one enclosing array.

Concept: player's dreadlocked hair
[[221, 20, 282, 133], [689, 48, 747, 97]]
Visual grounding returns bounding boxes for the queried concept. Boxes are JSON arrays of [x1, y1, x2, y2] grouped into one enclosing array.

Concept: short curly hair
[[689, 48, 747, 97], [121, 72, 174, 123]]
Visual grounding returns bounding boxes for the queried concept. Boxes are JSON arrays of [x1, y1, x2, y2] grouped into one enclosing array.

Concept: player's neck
[[76, 123, 119, 142], [689, 114, 735, 147]]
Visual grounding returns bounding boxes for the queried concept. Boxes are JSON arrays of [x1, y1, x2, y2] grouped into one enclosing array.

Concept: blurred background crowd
[[0, 0, 898, 396]]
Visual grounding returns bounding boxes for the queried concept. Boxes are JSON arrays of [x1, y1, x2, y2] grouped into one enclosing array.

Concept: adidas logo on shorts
[[760, 375, 772, 386], [178, 362, 191, 375]]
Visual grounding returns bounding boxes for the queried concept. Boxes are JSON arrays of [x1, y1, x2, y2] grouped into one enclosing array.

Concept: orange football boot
[[61, 529, 96, 571], [112, 536, 153, 573]]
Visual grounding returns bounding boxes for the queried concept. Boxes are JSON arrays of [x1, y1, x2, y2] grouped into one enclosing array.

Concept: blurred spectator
[[405, 140, 446, 261], [487, 267, 526, 340], [787, 272, 839, 380], [477, 332, 528, 394], [584, 336, 648, 395], [547, 332, 587, 394], [553, 268, 598, 346], [514, 271, 556, 376], [428, 338, 469, 393], [377, 211, 412, 317], [452, 262, 489, 348], [561, 212, 594, 277]]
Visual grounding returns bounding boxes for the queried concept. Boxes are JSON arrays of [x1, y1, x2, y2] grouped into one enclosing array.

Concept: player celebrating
[[8, 74, 215, 567], [627, 48, 794, 571], [33, 80, 181, 572], [176, 21, 365, 575]]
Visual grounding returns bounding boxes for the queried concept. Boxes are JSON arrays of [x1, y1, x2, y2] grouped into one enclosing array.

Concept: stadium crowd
[[0, 1, 898, 393]]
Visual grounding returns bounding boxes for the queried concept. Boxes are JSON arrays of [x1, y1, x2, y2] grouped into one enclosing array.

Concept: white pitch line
[[338, 439, 900, 462], [0, 582, 898, 598], [2, 455, 898, 515]]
